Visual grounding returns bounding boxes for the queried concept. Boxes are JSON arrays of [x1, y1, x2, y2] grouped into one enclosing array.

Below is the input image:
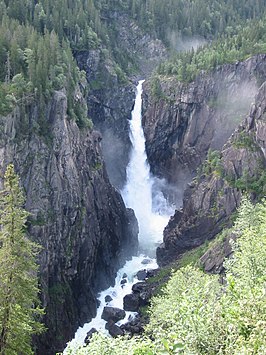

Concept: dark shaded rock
[[200, 233, 236, 274], [141, 258, 152, 265], [123, 293, 140, 312], [101, 307, 126, 323], [122, 273, 127, 278], [136, 269, 147, 280], [142, 54, 266, 203], [105, 320, 115, 330], [120, 279, 127, 285], [96, 299, 101, 308], [75, 15, 166, 190], [84, 328, 97, 345], [157, 80, 266, 267], [105, 295, 113, 303], [106, 319, 125, 337], [121, 314, 145, 336], [0, 89, 138, 355], [108, 323, 124, 338], [132, 282, 146, 293]]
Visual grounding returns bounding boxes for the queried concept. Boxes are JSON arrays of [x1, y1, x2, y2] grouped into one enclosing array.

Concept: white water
[[64, 80, 173, 352]]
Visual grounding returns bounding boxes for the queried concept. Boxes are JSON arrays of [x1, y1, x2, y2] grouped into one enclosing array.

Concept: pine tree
[[0, 164, 44, 355]]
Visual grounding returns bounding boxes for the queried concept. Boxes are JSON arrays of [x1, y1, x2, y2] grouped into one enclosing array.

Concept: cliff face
[[0, 91, 138, 354], [76, 49, 135, 190], [157, 79, 266, 266], [142, 54, 266, 199], [76, 13, 166, 189]]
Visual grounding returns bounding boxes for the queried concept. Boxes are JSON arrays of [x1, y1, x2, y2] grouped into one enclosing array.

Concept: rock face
[[0, 90, 138, 354], [75, 13, 166, 189], [76, 49, 135, 189], [200, 233, 236, 274], [157, 79, 266, 266], [142, 54, 266, 200]]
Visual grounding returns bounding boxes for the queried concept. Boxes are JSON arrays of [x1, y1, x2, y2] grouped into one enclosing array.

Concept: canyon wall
[[0, 90, 138, 354], [157, 78, 266, 266], [142, 54, 266, 200]]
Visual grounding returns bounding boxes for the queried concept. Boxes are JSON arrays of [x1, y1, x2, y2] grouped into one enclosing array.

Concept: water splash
[[64, 80, 173, 352], [122, 80, 173, 255]]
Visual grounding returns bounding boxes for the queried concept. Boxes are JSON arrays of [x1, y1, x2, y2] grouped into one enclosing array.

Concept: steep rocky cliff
[[142, 54, 266, 199], [0, 91, 138, 354], [76, 13, 166, 189], [157, 79, 266, 266]]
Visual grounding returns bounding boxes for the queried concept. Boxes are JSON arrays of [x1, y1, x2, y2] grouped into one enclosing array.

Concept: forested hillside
[[1, 0, 266, 115], [154, 16, 266, 83], [121, 0, 266, 44], [1, 0, 266, 353]]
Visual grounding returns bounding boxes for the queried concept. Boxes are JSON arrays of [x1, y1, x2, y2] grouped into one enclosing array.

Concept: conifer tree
[[0, 164, 44, 355]]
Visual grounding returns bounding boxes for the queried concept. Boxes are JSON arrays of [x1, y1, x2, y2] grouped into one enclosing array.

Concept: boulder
[[101, 307, 126, 323], [123, 293, 140, 312], [136, 269, 147, 280], [121, 315, 144, 335], [108, 323, 124, 338], [141, 258, 152, 265], [104, 295, 113, 303], [84, 328, 97, 345], [132, 282, 146, 293]]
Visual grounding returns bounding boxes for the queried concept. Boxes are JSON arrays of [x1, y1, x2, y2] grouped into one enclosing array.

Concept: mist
[[101, 129, 130, 190], [167, 30, 207, 52], [210, 79, 258, 149]]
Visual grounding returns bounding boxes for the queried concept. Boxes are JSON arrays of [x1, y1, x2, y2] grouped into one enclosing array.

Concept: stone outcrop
[[0, 90, 138, 354], [142, 54, 266, 201], [157, 79, 266, 266]]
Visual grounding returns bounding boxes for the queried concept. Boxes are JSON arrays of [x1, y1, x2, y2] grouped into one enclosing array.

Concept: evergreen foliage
[[1, 0, 266, 115], [0, 2, 90, 125], [156, 16, 266, 82], [0, 164, 44, 355], [68, 197, 266, 354], [0, 14, 86, 119], [99, 0, 266, 45]]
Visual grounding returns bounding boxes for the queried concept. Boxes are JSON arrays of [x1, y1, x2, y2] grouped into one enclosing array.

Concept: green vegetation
[[196, 144, 266, 197], [156, 16, 266, 82], [177, 241, 210, 269], [105, 0, 266, 45], [233, 131, 259, 151], [0, 165, 44, 354], [227, 168, 266, 197], [1, 0, 102, 50], [2, 0, 266, 116], [66, 197, 266, 354], [198, 149, 223, 177], [0, 2, 92, 128]]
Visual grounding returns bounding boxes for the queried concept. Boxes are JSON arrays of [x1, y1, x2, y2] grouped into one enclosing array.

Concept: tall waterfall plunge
[[64, 80, 173, 352], [122, 80, 173, 255]]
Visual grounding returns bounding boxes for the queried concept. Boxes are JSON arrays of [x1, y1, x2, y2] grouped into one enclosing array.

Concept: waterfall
[[122, 80, 172, 255], [64, 80, 173, 352]]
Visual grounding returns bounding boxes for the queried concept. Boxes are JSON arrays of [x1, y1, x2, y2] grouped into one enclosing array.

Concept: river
[[64, 80, 173, 352]]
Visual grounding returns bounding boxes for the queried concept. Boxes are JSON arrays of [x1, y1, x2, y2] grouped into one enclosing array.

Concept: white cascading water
[[64, 80, 173, 353], [122, 80, 173, 254]]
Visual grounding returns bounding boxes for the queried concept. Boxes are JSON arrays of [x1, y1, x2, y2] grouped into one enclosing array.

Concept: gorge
[[0, 1, 266, 354], [65, 80, 173, 352]]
